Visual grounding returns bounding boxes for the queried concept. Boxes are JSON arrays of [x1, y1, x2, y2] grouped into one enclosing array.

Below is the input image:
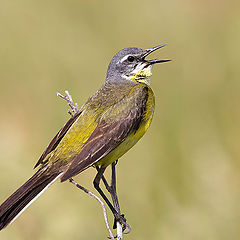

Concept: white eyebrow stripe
[[118, 54, 131, 63]]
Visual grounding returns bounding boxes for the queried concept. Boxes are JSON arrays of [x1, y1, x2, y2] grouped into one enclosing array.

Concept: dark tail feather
[[0, 170, 61, 230]]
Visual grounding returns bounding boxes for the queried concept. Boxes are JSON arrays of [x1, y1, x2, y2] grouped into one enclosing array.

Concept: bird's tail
[[0, 169, 62, 230]]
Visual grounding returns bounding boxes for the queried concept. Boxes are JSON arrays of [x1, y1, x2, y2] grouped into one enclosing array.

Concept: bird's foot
[[113, 213, 131, 234]]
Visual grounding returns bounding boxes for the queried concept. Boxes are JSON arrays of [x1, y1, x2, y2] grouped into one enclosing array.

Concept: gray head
[[106, 45, 170, 84]]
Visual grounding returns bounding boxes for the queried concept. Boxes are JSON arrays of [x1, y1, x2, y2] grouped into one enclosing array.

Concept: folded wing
[[61, 86, 149, 181]]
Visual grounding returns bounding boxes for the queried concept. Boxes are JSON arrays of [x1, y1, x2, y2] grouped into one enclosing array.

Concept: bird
[[0, 45, 170, 231]]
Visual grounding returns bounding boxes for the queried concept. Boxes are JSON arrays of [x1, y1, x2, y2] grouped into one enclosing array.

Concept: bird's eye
[[127, 56, 135, 62]]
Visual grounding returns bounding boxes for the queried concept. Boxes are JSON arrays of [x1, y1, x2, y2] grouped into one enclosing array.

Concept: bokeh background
[[0, 0, 240, 239]]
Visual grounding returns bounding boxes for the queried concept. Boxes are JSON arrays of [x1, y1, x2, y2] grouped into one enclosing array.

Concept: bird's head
[[106, 45, 170, 85]]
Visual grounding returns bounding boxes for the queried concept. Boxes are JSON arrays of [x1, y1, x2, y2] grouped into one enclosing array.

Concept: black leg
[[96, 166, 111, 192], [95, 164, 120, 211], [97, 162, 128, 231], [110, 161, 120, 211], [93, 166, 117, 215], [109, 161, 127, 230], [94, 165, 128, 231]]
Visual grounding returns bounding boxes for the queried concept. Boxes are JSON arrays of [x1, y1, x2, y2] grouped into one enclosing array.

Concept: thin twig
[[116, 222, 123, 240], [69, 178, 115, 240], [60, 93, 130, 239], [56, 90, 79, 117]]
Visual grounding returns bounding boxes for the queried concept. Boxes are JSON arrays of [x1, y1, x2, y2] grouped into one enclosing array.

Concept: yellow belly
[[96, 86, 155, 168], [96, 118, 151, 167]]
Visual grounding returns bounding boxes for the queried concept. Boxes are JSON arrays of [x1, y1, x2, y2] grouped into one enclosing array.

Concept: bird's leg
[[93, 166, 118, 216], [94, 166, 128, 231], [109, 162, 130, 233], [96, 166, 111, 192], [110, 162, 121, 226], [96, 160, 118, 192], [97, 163, 131, 233]]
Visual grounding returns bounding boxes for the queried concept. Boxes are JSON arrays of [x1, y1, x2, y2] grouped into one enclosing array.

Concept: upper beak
[[143, 44, 171, 64]]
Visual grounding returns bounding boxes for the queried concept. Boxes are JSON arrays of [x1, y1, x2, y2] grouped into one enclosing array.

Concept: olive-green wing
[[61, 86, 149, 182], [34, 111, 81, 168]]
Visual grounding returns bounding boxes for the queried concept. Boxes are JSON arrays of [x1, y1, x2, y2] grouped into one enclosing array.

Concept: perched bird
[[0, 45, 170, 231]]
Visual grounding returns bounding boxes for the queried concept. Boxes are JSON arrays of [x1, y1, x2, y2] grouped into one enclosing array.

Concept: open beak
[[143, 44, 171, 64]]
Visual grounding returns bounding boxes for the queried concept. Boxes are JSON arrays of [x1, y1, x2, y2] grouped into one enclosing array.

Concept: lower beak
[[146, 59, 171, 64], [144, 44, 171, 65]]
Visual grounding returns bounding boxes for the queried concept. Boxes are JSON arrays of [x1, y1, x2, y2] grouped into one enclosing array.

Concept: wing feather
[[34, 111, 81, 168], [60, 86, 149, 181]]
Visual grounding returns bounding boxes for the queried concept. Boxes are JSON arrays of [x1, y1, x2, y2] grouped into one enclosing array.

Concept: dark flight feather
[[0, 170, 60, 230]]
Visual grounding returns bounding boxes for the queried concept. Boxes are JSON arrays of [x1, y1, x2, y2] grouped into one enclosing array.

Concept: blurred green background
[[0, 0, 240, 239]]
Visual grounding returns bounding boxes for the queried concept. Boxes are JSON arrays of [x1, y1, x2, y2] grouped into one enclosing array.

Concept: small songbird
[[0, 45, 170, 231]]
